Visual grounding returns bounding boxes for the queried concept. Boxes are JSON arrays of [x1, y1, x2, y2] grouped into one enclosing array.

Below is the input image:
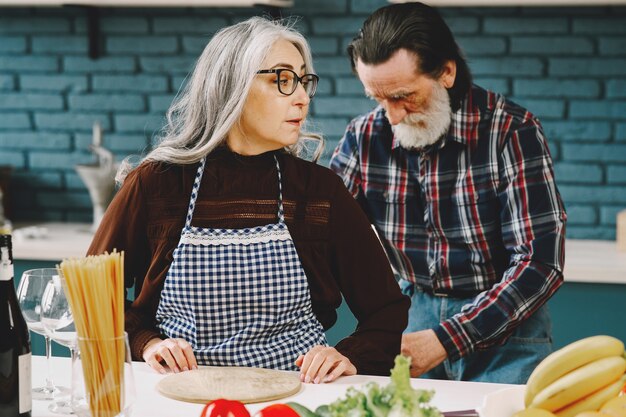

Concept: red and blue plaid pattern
[[330, 85, 567, 360]]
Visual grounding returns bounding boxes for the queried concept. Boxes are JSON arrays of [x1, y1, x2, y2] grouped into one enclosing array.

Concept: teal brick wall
[[1, 1, 625, 238]]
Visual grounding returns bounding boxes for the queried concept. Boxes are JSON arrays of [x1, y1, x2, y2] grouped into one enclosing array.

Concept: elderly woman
[[88, 17, 408, 384]]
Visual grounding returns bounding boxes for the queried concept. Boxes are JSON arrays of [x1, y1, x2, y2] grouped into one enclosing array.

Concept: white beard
[[390, 82, 452, 151]]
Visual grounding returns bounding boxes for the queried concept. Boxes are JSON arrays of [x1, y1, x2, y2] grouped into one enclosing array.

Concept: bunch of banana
[[523, 335, 626, 417]]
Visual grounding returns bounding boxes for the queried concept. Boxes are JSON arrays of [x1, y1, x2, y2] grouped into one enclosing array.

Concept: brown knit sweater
[[87, 146, 409, 376]]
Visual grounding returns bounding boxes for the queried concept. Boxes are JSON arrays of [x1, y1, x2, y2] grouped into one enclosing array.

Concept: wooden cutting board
[[156, 366, 302, 404]]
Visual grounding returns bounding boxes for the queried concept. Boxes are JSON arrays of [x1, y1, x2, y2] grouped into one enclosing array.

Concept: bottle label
[[0, 262, 12, 281], [19, 353, 32, 413]]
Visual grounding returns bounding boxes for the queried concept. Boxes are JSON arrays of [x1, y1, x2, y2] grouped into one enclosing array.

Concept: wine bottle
[[0, 234, 32, 417]]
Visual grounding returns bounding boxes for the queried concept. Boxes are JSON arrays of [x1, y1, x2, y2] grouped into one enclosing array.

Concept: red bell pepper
[[253, 404, 300, 417], [200, 399, 251, 417]]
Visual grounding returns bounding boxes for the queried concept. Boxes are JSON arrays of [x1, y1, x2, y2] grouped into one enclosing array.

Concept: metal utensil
[[442, 409, 479, 417]]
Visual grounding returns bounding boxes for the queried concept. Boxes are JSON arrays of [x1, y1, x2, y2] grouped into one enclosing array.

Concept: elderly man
[[330, 2, 567, 383]]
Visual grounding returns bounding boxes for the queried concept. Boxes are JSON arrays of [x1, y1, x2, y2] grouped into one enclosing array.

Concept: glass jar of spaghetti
[[71, 332, 136, 417]]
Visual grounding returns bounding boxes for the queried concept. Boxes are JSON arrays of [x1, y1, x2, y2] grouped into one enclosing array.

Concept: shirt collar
[[388, 88, 481, 152], [447, 88, 481, 147]]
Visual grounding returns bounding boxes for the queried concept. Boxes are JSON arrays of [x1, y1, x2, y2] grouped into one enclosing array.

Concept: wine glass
[[40, 276, 77, 414], [17, 268, 70, 400]]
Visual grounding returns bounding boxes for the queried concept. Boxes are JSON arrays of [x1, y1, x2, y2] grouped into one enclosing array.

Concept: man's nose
[[384, 102, 407, 125]]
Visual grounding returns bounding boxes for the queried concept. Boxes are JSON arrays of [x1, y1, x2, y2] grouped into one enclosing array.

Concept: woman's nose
[[292, 82, 310, 106]]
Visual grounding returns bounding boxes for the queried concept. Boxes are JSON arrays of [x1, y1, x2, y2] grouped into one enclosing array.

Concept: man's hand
[[295, 345, 357, 384], [401, 329, 447, 377], [142, 337, 198, 374]]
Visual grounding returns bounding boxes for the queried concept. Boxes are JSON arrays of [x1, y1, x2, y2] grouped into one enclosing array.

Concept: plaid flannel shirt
[[330, 85, 567, 361]]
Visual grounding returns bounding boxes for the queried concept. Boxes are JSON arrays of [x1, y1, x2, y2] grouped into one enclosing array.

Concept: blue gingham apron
[[155, 155, 328, 370]]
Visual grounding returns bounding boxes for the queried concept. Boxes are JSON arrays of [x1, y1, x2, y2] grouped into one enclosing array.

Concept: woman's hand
[[142, 337, 198, 374], [295, 345, 356, 384]]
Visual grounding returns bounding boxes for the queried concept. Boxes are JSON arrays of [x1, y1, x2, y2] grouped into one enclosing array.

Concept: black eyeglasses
[[256, 68, 319, 98]]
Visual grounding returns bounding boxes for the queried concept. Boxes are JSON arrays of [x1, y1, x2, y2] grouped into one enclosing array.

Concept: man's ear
[[440, 60, 457, 89]]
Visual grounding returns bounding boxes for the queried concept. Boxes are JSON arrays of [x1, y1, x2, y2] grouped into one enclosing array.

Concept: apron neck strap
[[184, 157, 206, 229], [274, 155, 285, 224], [184, 154, 286, 230]]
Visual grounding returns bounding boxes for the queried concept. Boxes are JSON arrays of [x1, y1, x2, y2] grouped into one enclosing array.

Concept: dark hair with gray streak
[[347, 2, 472, 112]]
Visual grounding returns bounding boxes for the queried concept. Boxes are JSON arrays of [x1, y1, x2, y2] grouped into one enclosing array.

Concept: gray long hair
[[117, 16, 323, 183]]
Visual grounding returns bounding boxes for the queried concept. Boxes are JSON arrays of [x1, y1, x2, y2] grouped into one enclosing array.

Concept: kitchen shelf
[[0, 0, 292, 59], [0, 0, 292, 6]]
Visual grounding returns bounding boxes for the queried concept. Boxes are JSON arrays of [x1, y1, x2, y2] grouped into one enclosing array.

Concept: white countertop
[[12, 222, 93, 261], [564, 239, 626, 284], [11, 222, 626, 284], [32, 356, 516, 417]]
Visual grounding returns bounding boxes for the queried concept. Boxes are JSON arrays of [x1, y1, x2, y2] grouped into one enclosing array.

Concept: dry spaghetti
[[59, 251, 125, 417]]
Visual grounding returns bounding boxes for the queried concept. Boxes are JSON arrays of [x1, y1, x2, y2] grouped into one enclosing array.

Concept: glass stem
[[69, 345, 78, 388], [44, 335, 55, 394]]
